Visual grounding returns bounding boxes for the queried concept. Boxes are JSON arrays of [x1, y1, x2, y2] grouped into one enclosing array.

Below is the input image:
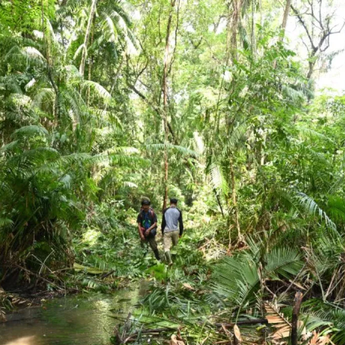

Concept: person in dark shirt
[[137, 199, 160, 261], [161, 198, 183, 265]]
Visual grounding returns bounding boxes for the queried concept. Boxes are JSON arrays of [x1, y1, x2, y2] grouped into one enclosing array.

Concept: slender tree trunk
[[281, 0, 292, 37], [162, 0, 176, 211], [230, 0, 242, 62], [87, 18, 95, 105], [251, 0, 256, 55], [230, 158, 241, 244], [79, 0, 97, 77], [226, 2, 232, 65], [291, 292, 303, 345], [273, 0, 291, 68]]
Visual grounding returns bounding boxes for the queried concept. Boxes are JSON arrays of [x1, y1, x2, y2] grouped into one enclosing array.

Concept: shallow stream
[[0, 284, 144, 345]]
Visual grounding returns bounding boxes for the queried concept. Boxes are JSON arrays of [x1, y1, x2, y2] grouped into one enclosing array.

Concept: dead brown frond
[[264, 301, 291, 341]]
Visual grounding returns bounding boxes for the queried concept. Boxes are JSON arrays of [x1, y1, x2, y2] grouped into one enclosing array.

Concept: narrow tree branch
[[291, 4, 316, 51]]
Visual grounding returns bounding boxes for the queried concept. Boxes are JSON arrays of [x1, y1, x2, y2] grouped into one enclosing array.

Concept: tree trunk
[[162, 0, 176, 211], [87, 17, 95, 105], [230, 0, 242, 62], [79, 0, 97, 77], [291, 291, 303, 345], [230, 158, 241, 245], [273, 0, 292, 68], [251, 0, 256, 55], [281, 0, 292, 37]]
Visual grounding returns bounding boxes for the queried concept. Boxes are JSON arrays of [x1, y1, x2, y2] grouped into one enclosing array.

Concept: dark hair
[[170, 198, 178, 204], [141, 199, 151, 206]]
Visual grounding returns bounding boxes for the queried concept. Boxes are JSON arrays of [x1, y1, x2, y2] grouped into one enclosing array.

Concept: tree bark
[[162, 0, 177, 211], [291, 291, 303, 345], [281, 0, 292, 36], [87, 17, 95, 105], [251, 0, 256, 55], [230, 0, 242, 62], [79, 0, 97, 77], [230, 158, 241, 245], [273, 0, 292, 69]]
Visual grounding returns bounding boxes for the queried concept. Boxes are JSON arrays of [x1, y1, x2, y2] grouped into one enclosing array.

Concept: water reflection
[[4, 336, 37, 345], [0, 284, 142, 345]]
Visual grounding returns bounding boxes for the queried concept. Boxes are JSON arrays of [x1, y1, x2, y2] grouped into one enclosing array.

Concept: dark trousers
[[141, 236, 159, 260]]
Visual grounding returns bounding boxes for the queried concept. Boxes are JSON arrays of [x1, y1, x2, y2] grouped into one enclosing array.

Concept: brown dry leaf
[[266, 315, 285, 323], [309, 332, 319, 345], [273, 325, 291, 339], [170, 334, 185, 345], [234, 325, 243, 342], [318, 335, 332, 345], [264, 302, 291, 341], [182, 283, 195, 291], [307, 332, 332, 345]]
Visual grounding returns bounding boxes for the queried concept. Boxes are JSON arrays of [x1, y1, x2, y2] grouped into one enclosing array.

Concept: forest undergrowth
[[1, 0, 345, 344]]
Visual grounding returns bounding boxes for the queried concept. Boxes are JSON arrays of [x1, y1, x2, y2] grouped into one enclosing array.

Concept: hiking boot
[[153, 249, 160, 261], [165, 251, 173, 265]]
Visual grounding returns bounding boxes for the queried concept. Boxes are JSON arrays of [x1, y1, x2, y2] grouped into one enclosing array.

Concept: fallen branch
[[100, 270, 115, 279], [215, 318, 268, 327]]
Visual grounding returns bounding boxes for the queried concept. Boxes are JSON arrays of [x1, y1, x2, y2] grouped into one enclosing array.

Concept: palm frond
[[297, 126, 336, 145], [264, 247, 303, 280], [210, 164, 230, 196], [295, 192, 337, 232], [73, 43, 85, 61], [81, 80, 111, 102], [327, 195, 345, 223], [32, 88, 55, 111], [212, 256, 260, 309], [103, 15, 118, 43], [0, 140, 19, 153], [12, 125, 48, 139], [146, 143, 198, 157], [265, 302, 291, 340], [21, 46, 46, 63], [0, 217, 13, 228]]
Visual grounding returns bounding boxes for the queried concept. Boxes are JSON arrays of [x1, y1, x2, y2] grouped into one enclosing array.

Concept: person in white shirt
[[161, 198, 184, 265]]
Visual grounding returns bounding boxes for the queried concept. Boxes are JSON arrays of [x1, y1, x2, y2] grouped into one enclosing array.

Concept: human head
[[170, 198, 178, 205], [141, 199, 150, 211]]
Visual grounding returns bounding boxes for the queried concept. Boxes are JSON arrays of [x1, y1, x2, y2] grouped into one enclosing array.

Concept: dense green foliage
[[1, 0, 345, 344]]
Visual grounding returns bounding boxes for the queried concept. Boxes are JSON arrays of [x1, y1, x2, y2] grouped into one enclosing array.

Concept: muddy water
[[0, 284, 145, 345]]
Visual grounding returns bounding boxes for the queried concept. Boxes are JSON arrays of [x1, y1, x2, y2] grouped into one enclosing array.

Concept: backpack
[[140, 208, 157, 237]]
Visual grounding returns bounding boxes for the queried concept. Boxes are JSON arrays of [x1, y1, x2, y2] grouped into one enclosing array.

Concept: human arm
[[145, 211, 157, 237], [137, 214, 145, 240], [138, 223, 145, 240], [144, 222, 157, 236], [178, 210, 184, 237], [161, 210, 166, 235]]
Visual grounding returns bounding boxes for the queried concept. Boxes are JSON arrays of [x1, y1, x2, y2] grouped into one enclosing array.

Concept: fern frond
[[0, 140, 19, 153], [22, 147, 60, 162], [21, 46, 46, 62], [13, 125, 48, 138], [32, 88, 55, 111], [0, 218, 13, 228]]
